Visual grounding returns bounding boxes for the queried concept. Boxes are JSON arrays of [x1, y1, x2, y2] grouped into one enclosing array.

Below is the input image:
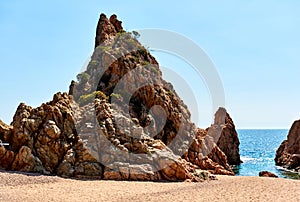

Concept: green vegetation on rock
[[96, 45, 112, 53], [168, 90, 174, 97], [141, 61, 150, 66], [87, 60, 99, 73], [137, 47, 148, 58], [110, 93, 121, 99], [76, 72, 90, 83], [78, 91, 107, 106]]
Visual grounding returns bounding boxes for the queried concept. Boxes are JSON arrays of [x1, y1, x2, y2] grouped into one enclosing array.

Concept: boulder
[[11, 146, 44, 173], [0, 145, 15, 170], [259, 171, 278, 178]]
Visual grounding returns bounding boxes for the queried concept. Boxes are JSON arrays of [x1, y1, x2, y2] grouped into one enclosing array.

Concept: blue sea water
[[236, 129, 299, 179]]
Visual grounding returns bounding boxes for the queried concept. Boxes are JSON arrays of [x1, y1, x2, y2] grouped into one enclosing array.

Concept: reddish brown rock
[[259, 171, 278, 178], [0, 120, 14, 169], [184, 108, 241, 176], [0, 13, 241, 182], [0, 93, 104, 178], [11, 146, 44, 173], [215, 108, 241, 165], [109, 14, 123, 32], [0, 146, 15, 170], [95, 13, 119, 48], [0, 120, 12, 142], [275, 120, 300, 172]]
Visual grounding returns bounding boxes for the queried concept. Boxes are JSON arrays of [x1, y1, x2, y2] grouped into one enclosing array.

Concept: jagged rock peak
[[95, 13, 123, 48], [215, 108, 241, 165]]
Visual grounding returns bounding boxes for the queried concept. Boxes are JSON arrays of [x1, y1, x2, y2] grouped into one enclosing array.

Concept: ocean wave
[[240, 156, 274, 163], [275, 166, 299, 174], [240, 157, 256, 162]]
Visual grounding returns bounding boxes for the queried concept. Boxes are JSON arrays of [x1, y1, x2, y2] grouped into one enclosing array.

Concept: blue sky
[[1, 0, 300, 129]]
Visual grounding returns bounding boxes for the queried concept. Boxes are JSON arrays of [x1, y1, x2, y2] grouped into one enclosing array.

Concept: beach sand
[[0, 171, 299, 202]]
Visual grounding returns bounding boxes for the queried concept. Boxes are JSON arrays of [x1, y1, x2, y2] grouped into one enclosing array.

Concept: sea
[[235, 129, 299, 179]]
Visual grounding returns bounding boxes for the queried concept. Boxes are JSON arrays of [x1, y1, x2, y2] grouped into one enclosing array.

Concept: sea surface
[[235, 129, 299, 179]]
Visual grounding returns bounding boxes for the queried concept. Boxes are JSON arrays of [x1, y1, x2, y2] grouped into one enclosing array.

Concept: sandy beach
[[0, 171, 299, 202]]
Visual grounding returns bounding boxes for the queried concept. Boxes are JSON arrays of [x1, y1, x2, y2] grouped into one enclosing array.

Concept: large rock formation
[[1, 93, 103, 178], [0, 13, 241, 181], [275, 120, 300, 173]]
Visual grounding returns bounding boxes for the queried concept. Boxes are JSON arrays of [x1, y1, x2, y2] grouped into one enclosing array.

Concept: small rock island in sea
[[0, 13, 242, 182]]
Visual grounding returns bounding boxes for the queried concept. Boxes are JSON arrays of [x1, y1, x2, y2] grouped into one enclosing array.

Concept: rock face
[[185, 108, 240, 175], [215, 108, 241, 165], [259, 171, 278, 178], [275, 120, 300, 172], [95, 14, 123, 48], [0, 14, 241, 181], [1, 93, 103, 178]]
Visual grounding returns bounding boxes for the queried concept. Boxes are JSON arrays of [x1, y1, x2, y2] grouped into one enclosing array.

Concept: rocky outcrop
[[215, 108, 241, 165], [184, 108, 240, 176], [0, 13, 241, 181], [1, 93, 104, 178], [259, 171, 278, 178], [95, 14, 123, 48], [275, 120, 300, 172], [0, 120, 14, 169], [0, 93, 205, 181]]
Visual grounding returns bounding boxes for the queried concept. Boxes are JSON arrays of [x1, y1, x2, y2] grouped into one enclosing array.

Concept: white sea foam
[[275, 166, 299, 174], [240, 157, 256, 162]]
